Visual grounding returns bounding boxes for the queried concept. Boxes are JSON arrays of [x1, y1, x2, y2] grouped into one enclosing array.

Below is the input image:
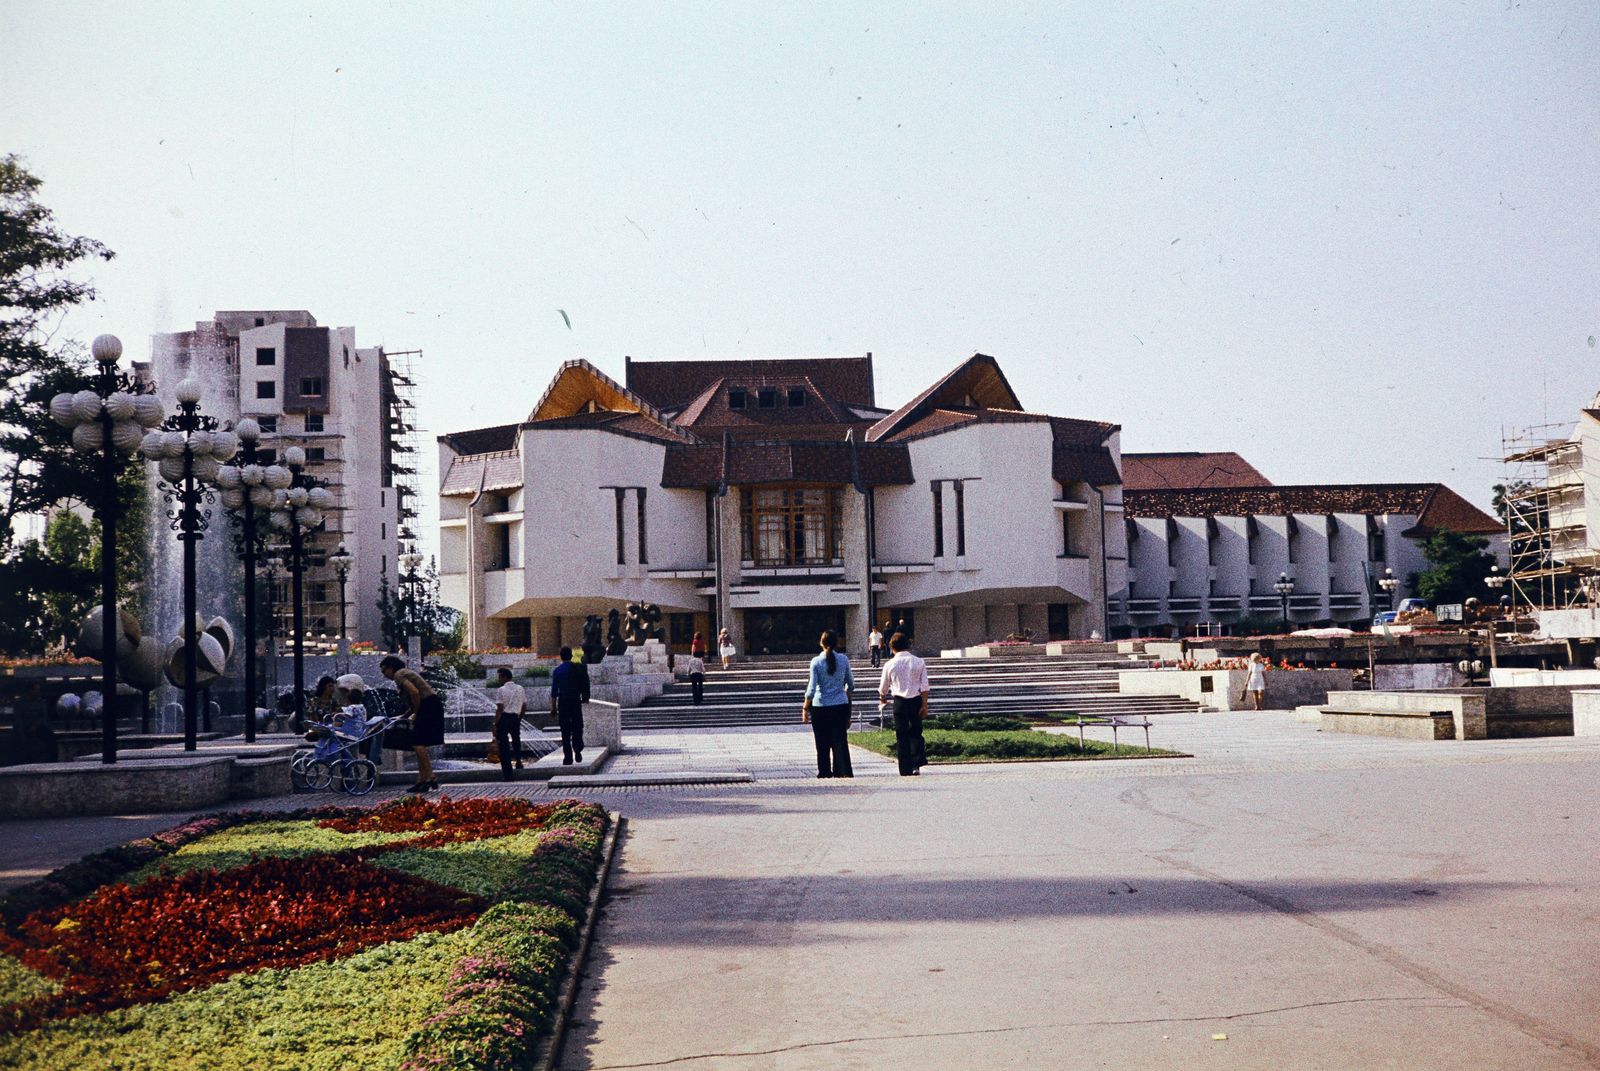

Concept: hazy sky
[[4, 3, 1596, 553]]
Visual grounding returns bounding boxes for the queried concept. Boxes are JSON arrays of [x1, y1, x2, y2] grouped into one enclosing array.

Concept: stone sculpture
[[624, 601, 665, 645], [605, 608, 626, 656], [581, 614, 606, 665]]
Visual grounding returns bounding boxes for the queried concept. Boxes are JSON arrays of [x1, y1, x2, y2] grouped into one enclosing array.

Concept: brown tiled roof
[[1125, 483, 1502, 532], [1121, 452, 1271, 490], [626, 356, 876, 410], [661, 439, 913, 488], [529, 410, 690, 444], [438, 423, 520, 456], [672, 375, 867, 432], [867, 353, 1023, 442], [440, 451, 522, 495]]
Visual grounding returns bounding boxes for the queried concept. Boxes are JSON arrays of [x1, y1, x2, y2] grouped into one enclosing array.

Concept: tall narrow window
[[637, 487, 648, 565], [614, 488, 627, 565], [954, 481, 966, 556], [931, 482, 945, 558]]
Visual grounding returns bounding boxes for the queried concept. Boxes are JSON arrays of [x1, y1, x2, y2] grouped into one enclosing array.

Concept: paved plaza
[[5, 712, 1600, 1068]]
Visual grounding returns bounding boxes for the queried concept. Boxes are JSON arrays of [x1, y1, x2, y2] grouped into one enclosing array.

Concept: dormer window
[[757, 388, 777, 409], [787, 388, 806, 407], [728, 388, 747, 409]]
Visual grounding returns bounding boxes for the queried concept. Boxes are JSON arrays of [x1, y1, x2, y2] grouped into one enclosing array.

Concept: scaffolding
[[382, 349, 424, 548], [1501, 421, 1587, 611]]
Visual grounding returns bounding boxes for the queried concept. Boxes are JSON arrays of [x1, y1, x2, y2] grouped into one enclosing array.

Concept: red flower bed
[[0, 854, 485, 1034], [319, 794, 559, 851]]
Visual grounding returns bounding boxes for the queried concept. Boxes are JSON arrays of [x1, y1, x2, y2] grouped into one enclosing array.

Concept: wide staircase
[[622, 649, 1204, 730]]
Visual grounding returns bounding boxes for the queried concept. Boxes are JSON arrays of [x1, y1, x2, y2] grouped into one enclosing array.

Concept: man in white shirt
[[868, 626, 884, 668], [877, 631, 929, 776], [494, 668, 528, 780], [681, 653, 706, 704]]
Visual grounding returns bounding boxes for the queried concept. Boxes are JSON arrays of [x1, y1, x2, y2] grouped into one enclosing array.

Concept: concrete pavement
[[5, 712, 1600, 1068]]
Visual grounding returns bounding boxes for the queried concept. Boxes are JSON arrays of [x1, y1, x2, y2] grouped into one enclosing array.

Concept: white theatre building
[[437, 354, 1127, 655]]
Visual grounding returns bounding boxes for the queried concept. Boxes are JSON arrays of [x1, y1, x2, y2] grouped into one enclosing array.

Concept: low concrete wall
[[582, 701, 622, 751], [1120, 668, 1353, 711], [1321, 690, 1484, 741], [1374, 663, 1466, 690], [1573, 691, 1600, 737], [1320, 686, 1575, 740], [1490, 668, 1600, 688], [0, 755, 235, 819], [231, 755, 293, 798]]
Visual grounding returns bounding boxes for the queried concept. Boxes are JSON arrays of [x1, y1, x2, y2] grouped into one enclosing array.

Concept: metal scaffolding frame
[[382, 349, 424, 547], [1501, 422, 1587, 611]]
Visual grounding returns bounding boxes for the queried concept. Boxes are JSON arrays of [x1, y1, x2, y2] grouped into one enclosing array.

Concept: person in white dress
[[1241, 652, 1267, 710]]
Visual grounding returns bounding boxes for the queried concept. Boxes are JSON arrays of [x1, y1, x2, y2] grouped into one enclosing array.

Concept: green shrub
[[924, 713, 1032, 732], [523, 665, 551, 678]]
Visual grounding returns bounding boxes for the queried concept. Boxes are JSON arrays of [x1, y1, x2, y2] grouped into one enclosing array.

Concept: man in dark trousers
[[549, 645, 591, 764], [877, 631, 929, 776]]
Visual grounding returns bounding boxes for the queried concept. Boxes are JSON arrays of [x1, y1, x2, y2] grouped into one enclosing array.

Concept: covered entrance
[[741, 608, 847, 656]]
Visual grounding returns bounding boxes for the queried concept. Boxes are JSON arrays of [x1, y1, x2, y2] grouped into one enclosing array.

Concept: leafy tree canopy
[[1408, 529, 1501, 607], [0, 155, 115, 545]]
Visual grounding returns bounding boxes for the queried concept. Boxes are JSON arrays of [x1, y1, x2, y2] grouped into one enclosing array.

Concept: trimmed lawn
[[852, 726, 1180, 763]]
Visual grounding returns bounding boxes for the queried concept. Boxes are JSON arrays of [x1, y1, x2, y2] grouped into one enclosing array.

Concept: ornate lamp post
[[400, 543, 424, 656], [1274, 572, 1294, 631], [330, 542, 354, 640], [213, 418, 272, 742], [269, 446, 335, 729], [144, 377, 236, 750], [49, 334, 164, 763], [1378, 567, 1400, 608], [1484, 565, 1508, 669]]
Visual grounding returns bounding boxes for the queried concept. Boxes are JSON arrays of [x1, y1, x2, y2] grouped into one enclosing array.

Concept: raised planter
[[1119, 667, 1354, 711], [0, 756, 235, 819]]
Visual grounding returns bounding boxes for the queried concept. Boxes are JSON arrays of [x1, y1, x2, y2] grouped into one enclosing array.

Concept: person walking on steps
[[691, 630, 707, 659], [381, 655, 443, 793], [550, 646, 591, 765], [802, 629, 855, 778], [878, 632, 929, 776], [718, 627, 735, 669], [868, 625, 884, 668], [493, 667, 528, 781], [682, 650, 706, 705]]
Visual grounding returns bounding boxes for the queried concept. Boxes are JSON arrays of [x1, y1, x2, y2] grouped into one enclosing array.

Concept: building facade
[[1116, 452, 1505, 636], [147, 311, 412, 645], [437, 354, 1126, 655]]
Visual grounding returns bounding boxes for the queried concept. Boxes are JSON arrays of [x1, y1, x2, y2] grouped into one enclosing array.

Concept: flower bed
[[0, 796, 608, 1070]]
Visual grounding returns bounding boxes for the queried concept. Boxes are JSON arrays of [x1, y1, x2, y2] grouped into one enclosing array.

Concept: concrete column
[[841, 487, 872, 654], [920, 605, 955, 652], [1019, 603, 1049, 641], [1090, 485, 1109, 640], [716, 491, 745, 655], [988, 603, 1020, 642], [464, 498, 490, 650]]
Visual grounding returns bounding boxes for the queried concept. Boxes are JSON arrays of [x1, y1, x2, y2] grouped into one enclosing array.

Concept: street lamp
[[1484, 565, 1510, 669], [1274, 572, 1295, 630], [49, 334, 165, 763], [213, 418, 271, 742], [329, 542, 353, 640], [1377, 567, 1400, 606], [145, 377, 235, 751], [399, 544, 424, 655], [271, 446, 336, 730]]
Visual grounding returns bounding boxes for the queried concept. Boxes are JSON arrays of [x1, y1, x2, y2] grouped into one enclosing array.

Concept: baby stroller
[[291, 706, 401, 796]]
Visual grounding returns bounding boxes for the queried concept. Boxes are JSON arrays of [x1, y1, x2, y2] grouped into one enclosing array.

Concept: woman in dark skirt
[[381, 655, 443, 792]]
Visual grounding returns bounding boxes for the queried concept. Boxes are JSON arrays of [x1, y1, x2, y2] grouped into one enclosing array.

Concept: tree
[[376, 558, 459, 655], [1408, 529, 1500, 607], [0, 155, 116, 543]]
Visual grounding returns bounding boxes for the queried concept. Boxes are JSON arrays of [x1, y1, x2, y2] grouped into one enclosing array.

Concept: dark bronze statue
[[581, 614, 606, 664], [605, 608, 627, 656], [623, 601, 665, 645]]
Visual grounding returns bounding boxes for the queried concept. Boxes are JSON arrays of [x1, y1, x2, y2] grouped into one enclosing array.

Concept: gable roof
[[866, 353, 1023, 443], [525, 359, 696, 442], [625, 356, 876, 410], [1121, 452, 1272, 490]]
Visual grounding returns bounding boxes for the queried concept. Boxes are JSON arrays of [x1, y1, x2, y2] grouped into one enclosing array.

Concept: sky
[[3, 2, 1597, 556]]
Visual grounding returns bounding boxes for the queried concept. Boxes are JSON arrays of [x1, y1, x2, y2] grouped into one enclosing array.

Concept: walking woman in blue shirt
[[801, 629, 855, 778]]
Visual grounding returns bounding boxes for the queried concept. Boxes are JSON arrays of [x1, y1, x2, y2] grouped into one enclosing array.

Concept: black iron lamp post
[[146, 377, 235, 751], [1274, 572, 1294, 630], [269, 446, 335, 729], [1378, 567, 1399, 608], [213, 417, 272, 742], [49, 334, 165, 763], [1484, 565, 1508, 669], [330, 542, 353, 640], [399, 543, 424, 654]]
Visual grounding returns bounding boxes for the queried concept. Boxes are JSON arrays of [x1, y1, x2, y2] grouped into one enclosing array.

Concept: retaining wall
[[1119, 668, 1353, 711]]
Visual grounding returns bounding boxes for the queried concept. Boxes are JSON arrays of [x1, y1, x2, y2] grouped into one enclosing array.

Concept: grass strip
[[852, 728, 1179, 762]]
